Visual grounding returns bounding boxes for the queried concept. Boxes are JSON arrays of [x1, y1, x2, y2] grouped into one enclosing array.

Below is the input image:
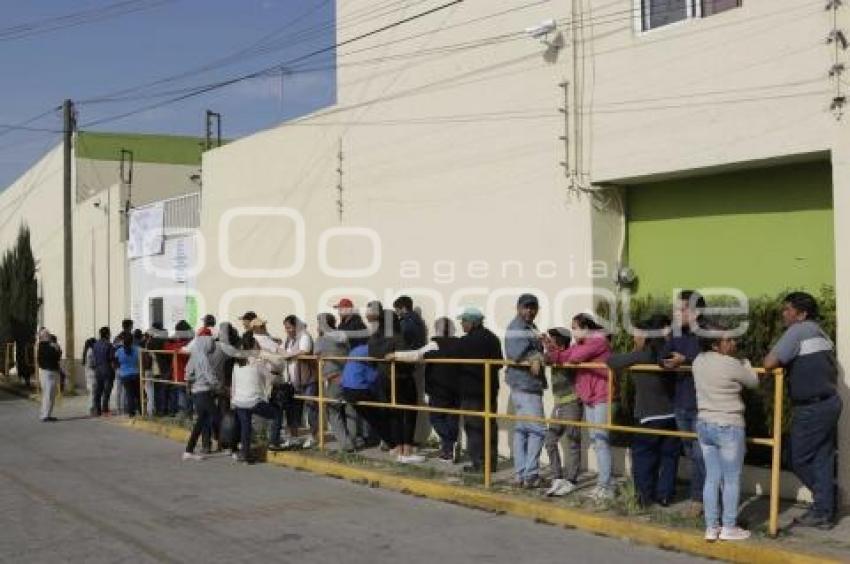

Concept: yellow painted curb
[[120, 418, 837, 564]]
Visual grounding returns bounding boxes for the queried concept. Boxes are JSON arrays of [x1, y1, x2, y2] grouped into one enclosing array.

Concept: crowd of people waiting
[[64, 289, 841, 541]]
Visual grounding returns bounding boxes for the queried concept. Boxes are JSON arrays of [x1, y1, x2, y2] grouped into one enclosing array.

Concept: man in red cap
[[334, 298, 369, 348]]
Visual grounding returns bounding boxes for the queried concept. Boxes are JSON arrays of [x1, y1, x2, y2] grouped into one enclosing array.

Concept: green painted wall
[[76, 131, 213, 166], [627, 161, 835, 298]]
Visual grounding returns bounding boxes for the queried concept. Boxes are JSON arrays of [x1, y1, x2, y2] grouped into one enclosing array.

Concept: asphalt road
[[0, 390, 708, 564]]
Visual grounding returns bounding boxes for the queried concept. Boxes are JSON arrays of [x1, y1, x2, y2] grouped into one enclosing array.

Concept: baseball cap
[[517, 293, 539, 307], [456, 307, 484, 322], [238, 311, 257, 321], [333, 298, 354, 309]]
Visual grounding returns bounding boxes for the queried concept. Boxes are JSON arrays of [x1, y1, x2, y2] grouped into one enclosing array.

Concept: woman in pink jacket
[[545, 314, 613, 501]]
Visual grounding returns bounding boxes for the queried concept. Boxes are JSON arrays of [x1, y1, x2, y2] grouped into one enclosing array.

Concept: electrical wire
[[80, 0, 465, 128], [0, 0, 179, 42]]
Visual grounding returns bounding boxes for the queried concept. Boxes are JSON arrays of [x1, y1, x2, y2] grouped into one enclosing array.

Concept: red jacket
[[164, 339, 190, 382]]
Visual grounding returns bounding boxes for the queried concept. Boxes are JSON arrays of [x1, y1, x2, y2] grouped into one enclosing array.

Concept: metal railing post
[[138, 348, 145, 417], [768, 368, 785, 537], [390, 360, 397, 405], [484, 362, 492, 488], [318, 357, 325, 450]]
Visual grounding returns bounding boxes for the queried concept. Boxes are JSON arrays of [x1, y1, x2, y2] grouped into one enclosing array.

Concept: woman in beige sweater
[[693, 326, 759, 542]]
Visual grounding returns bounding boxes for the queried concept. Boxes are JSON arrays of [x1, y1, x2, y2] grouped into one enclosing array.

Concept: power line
[[0, 0, 179, 42], [0, 107, 61, 140], [76, 0, 432, 105], [80, 0, 465, 128]]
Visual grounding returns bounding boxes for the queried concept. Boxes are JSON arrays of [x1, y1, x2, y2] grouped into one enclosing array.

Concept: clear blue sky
[[0, 0, 337, 188]]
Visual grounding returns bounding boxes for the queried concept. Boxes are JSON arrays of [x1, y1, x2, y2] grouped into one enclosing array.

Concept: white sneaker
[[182, 452, 204, 462], [589, 486, 614, 501], [545, 479, 577, 497], [719, 526, 750, 541], [398, 454, 425, 464], [704, 526, 720, 541], [232, 452, 239, 461], [302, 437, 316, 449], [281, 438, 301, 450]]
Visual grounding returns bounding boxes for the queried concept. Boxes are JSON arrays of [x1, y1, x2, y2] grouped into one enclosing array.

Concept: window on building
[[642, 0, 689, 31], [701, 0, 741, 16], [641, 0, 741, 31]]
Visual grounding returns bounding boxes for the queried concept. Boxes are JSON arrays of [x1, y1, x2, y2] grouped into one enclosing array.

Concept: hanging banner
[[128, 202, 164, 259]]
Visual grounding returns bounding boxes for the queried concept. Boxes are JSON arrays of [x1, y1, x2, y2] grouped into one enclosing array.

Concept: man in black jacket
[[335, 298, 370, 348], [410, 307, 503, 472], [37, 328, 61, 422]]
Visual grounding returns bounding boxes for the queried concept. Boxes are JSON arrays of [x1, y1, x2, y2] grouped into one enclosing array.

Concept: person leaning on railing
[[607, 315, 679, 509], [693, 323, 760, 542], [314, 313, 355, 452], [390, 316, 462, 463], [544, 313, 613, 501], [367, 301, 424, 464], [540, 327, 582, 498], [505, 293, 546, 489], [660, 290, 707, 519], [340, 342, 391, 450], [230, 334, 279, 464], [763, 291, 843, 531]]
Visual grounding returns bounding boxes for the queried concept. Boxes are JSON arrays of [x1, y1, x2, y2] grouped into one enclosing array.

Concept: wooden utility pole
[[62, 99, 75, 390]]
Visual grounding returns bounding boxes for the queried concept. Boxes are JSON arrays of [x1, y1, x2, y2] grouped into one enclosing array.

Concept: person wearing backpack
[[91, 327, 116, 416]]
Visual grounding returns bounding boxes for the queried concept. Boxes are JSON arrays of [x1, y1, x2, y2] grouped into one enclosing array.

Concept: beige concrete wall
[[580, 0, 834, 183], [76, 157, 199, 206], [73, 182, 128, 344], [0, 145, 66, 344]]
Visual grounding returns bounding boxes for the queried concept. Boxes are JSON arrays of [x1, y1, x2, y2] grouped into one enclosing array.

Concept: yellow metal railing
[[295, 355, 784, 537], [135, 347, 785, 537]]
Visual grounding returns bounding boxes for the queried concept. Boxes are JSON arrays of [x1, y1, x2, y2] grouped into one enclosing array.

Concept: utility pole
[[205, 110, 221, 150], [62, 99, 76, 391]]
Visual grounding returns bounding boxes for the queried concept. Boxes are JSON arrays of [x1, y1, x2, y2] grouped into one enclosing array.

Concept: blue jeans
[[631, 417, 680, 503], [584, 402, 612, 489], [511, 390, 545, 481], [790, 394, 842, 519], [697, 420, 745, 529], [676, 408, 706, 502]]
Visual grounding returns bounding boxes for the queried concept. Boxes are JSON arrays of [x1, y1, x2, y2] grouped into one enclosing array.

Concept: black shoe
[[462, 464, 483, 474], [267, 443, 284, 452], [523, 476, 542, 489], [655, 497, 671, 507], [794, 511, 834, 530]]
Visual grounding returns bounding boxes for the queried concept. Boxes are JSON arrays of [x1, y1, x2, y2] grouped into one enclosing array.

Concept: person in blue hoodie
[[659, 290, 705, 517], [341, 343, 391, 448], [505, 293, 547, 489]]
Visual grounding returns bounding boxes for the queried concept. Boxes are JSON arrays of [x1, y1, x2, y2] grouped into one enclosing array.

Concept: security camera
[[615, 265, 637, 287], [525, 19, 556, 40]]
